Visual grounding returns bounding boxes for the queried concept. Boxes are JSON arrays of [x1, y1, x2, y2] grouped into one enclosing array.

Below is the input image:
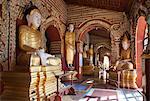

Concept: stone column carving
[[77, 41, 83, 53], [115, 38, 121, 60], [110, 24, 122, 63], [76, 41, 83, 79]]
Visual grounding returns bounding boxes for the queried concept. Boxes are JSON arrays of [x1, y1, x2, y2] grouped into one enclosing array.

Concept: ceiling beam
[[89, 32, 110, 39], [64, 0, 134, 12]]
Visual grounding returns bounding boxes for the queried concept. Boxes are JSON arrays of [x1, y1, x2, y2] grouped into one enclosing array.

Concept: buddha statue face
[[122, 41, 130, 50], [68, 24, 74, 32], [84, 44, 88, 51], [26, 9, 41, 29], [90, 44, 93, 49], [122, 34, 130, 50]]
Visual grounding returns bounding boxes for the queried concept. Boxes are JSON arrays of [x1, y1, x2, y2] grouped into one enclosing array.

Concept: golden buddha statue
[[113, 33, 133, 70], [120, 34, 131, 61], [88, 44, 94, 65], [65, 23, 76, 70], [109, 33, 138, 88], [17, 6, 43, 66]]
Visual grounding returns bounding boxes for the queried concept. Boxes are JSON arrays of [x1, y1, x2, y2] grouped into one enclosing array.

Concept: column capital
[[110, 24, 122, 41], [76, 41, 83, 53], [114, 37, 121, 43]]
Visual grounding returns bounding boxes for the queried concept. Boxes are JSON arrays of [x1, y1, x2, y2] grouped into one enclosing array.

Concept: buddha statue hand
[[122, 59, 131, 62], [37, 48, 54, 66], [30, 52, 40, 66]]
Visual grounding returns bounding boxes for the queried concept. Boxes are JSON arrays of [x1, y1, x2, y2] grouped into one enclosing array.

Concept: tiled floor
[[117, 88, 144, 101], [63, 88, 144, 101], [62, 78, 145, 101], [83, 88, 144, 101], [62, 79, 145, 101]]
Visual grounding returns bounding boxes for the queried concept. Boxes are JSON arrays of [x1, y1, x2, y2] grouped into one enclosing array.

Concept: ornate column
[[0, 0, 9, 71], [1, 0, 19, 71], [115, 38, 121, 60], [131, 35, 135, 63], [110, 24, 122, 63], [129, 18, 136, 63], [94, 48, 98, 66], [110, 37, 120, 64], [76, 41, 83, 79]]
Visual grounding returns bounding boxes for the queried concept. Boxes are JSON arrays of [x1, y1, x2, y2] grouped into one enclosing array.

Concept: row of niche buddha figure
[[83, 44, 94, 65], [17, 5, 76, 69]]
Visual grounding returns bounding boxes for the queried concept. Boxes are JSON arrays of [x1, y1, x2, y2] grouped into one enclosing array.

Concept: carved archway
[[95, 42, 111, 52], [40, 17, 65, 56], [77, 19, 111, 41], [41, 17, 63, 48], [77, 19, 123, 63], [45, 25, 61, 54], [95, 43, 111, 65], [41, 17, 63, 38]]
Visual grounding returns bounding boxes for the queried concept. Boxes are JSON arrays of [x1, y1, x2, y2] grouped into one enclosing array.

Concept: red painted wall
[[46, 25, 60, 42], [135, 16, 146, 87]]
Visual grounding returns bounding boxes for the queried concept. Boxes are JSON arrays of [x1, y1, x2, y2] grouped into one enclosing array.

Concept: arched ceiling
[[64, 0, 134, 12], [88, 27, 111, 51], [98, 47, 111, 61], [89, 27, 110, 39]]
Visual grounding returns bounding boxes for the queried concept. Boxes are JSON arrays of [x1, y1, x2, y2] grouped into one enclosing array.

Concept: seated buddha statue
[[113, 33, 133, 70], [17, 6, 42, 66], [17, 6, 61, 67], [109, 33, 137, 88]]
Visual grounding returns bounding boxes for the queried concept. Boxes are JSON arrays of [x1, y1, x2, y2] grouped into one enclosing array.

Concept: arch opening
[[45, 25, 61, 57], [81, 25, 111, 66]]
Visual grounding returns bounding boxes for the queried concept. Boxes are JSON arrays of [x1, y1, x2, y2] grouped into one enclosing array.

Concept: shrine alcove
[[45, 25, 61, 57]]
